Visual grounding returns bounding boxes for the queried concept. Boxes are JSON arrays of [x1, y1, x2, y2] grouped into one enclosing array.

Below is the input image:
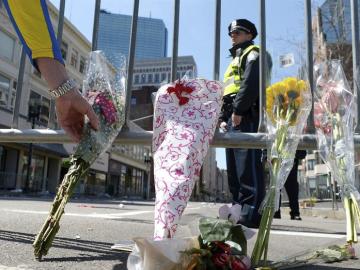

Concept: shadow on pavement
[[112, 264, 127, 270], [291, 264, 357, 270], [0, 230, 130, 263]]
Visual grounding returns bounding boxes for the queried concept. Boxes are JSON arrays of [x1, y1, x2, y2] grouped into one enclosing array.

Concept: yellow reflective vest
[[223, 45, 259, 96]]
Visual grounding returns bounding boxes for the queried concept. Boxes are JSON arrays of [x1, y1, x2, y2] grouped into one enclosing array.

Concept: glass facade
[[108, 159, 145, 198], [320, 0, 354, 43], [21, 153, 45, 192], [98, 10, 167, 63], [0, 30, 15, 61]]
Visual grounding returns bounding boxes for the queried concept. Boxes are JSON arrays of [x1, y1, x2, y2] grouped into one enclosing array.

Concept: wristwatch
[[49, 79, 77, 99]]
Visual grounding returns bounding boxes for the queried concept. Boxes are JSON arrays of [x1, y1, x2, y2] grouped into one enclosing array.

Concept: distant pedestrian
[[274, 150, 306, 220]]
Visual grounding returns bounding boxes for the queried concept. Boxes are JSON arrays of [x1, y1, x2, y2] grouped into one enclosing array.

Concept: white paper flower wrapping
[[152, 79, 223, 239]]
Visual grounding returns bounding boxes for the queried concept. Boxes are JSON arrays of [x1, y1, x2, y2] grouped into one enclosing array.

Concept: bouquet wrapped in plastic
[[252, 77, 312, 266], [314, 60, 360, 246], [33, 51, 126, 260], [127, 237, 200, 270], [180, 207, 254, 270], [152, 78, 223, 239], [127, 211, 253, 270]]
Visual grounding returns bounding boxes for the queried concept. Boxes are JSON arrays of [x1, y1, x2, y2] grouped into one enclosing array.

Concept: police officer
[[219, 19, 271, 228]]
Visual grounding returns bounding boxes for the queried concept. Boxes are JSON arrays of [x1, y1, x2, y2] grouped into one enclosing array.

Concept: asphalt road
[[0, 197, 359, 270]]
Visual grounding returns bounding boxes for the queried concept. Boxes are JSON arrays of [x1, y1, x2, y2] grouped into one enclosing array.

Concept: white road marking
[[0, 265, 33, 270], [1, 206, 201, 220], [270, 230, 345, 239]]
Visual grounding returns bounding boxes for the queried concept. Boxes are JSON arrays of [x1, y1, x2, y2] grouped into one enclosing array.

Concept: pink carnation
[[95, 93, 118, 124]]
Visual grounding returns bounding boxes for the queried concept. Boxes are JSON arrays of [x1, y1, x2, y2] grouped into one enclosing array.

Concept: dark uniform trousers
[[225, 112, 265, 226], [275, 158, 301, 218]]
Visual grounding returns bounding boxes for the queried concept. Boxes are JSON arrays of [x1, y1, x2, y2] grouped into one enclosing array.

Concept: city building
[[130, 56, 197, 130], [0, 1, 87, 193], [98, 10, 167, 62], [132, 56, 197, 88], [0, 1, 152, 198], [319, 0, 352, 44]]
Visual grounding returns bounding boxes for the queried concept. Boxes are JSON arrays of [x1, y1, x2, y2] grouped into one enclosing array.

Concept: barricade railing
[[5, 0, 360, 146]]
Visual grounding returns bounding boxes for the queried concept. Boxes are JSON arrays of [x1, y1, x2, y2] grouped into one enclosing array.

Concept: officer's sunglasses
[[228, 29, 246, 36]]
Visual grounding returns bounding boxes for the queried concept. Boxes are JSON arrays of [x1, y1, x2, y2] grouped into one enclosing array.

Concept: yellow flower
[[296, 80, 307, 92], [284, 77, 297, 91], [266, 77, 307, 126]]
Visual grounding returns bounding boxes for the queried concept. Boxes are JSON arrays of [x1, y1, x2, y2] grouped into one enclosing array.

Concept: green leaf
[[311, 245, 350, 263], [199, 217, 232, 243], [227, 225, 247, 256]]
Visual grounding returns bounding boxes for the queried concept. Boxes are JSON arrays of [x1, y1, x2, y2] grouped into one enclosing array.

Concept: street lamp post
[[25, 99, 41, 192]]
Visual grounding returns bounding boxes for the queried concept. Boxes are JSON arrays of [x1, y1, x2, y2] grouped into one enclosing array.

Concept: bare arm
[[36, 58, 99, 142]]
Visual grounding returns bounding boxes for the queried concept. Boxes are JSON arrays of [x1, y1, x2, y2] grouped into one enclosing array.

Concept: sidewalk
[[281, 199, 346, 220]]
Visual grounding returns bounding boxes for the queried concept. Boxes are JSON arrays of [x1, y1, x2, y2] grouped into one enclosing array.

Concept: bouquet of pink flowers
[[314, 60, 360, 249], [33, 51, 126, 260], [152, 78, 223, 240]]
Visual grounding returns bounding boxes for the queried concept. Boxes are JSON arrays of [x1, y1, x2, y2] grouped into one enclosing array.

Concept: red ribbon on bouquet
[[167, 81, 194, 106]]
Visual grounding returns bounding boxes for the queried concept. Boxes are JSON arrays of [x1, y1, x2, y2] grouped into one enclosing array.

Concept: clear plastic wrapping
[[314, 60, 359, 199], [75, 50, 126, 163]]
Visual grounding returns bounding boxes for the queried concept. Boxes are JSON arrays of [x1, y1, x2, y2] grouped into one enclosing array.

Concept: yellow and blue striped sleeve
[[3, 0, 64, 68]]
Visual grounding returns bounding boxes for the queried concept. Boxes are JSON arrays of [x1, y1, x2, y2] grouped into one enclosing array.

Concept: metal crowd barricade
[[1, 0, 360, 149]]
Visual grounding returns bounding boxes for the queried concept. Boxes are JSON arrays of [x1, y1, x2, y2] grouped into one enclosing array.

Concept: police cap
[[228, 19, 258, 39]]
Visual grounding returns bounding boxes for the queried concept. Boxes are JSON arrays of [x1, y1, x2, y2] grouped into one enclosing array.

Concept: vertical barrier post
[[213, 0, 221, 81], [258, 0, 267, 132], [351, 0, 360, 133], [305, 0, 315, 133], [170, 0, 180, 82], [124, 0, 140, 125], [12, 49, 26, 129], [92, 0, 101, 51]]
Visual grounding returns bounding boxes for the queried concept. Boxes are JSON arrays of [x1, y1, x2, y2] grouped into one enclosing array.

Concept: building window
[[141, 74, 146, 84], [70, 48, 78, 68], [154, 73, 160, 83], [131, 97, 136, 105], [134, 74, 139, 84], [147, 74, 153, 83], [0, 73, 10, 106], [10, 91, 15, 110], [39, 97, 50, 125], [161, 73, 166, 82], [79, 56, 86, 74], [61, 41, 68, 61], [0, 30, 15, 61], [29, 91, 50, 126], [307, 160, 314, 171]]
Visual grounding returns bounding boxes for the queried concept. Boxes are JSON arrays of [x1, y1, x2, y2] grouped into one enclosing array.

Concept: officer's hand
[[219, 121, 228, 132], [231, 113, 242, 127], [55, 89, 99, 142]]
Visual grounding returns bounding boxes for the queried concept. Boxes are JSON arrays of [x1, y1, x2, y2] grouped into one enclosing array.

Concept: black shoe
[[291, 215, 302, 220], [274, 211, 281, 219]]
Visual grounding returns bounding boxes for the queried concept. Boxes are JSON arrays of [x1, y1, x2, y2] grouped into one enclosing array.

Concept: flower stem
[[33, 158, 89, 260]]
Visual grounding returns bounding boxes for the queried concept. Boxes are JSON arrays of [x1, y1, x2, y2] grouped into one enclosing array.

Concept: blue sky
[[49, 0, 325, 169]]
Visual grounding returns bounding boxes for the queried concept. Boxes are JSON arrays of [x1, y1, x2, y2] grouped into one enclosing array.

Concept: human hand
[[55, 89, 99, 142], [231, 113, 242, 127], [219, 121, 228, 132]]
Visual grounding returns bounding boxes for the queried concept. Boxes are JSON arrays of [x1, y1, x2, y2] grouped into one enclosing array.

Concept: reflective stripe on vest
[[223, 45, 259, 96]]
